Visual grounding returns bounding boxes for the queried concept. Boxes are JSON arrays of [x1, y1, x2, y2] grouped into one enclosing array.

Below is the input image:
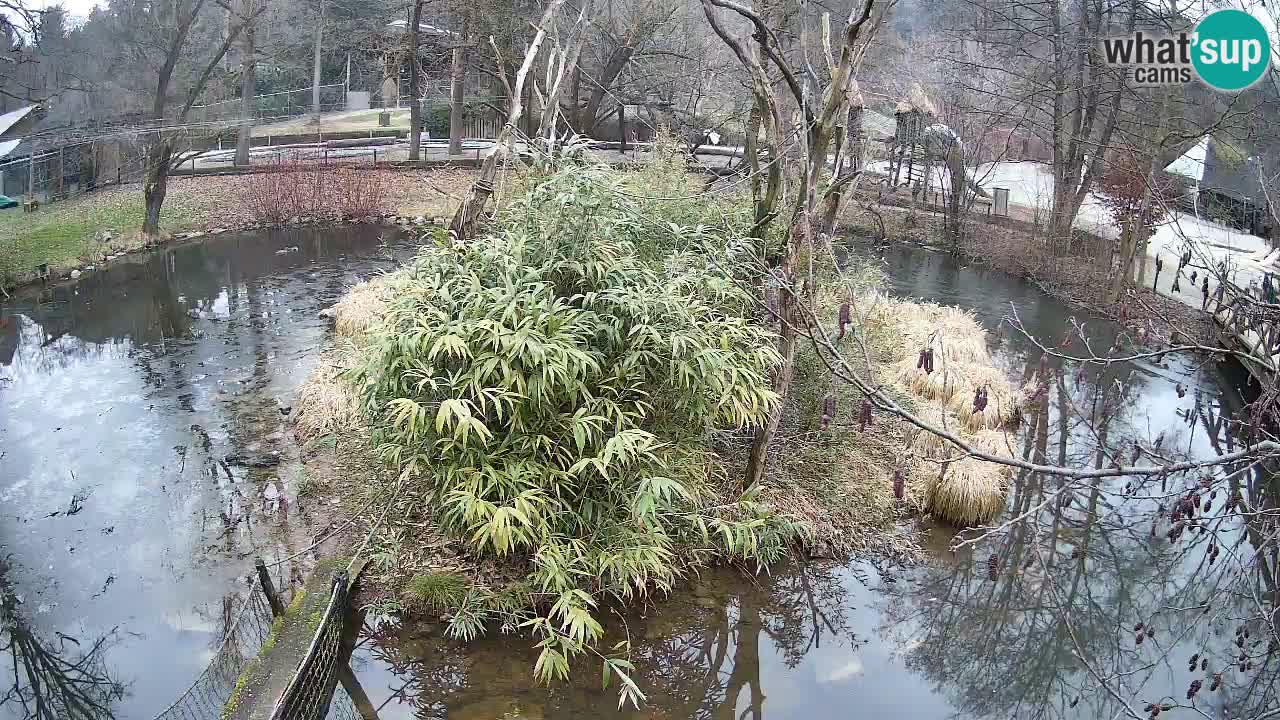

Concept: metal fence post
[[256, 558, 286, 617]]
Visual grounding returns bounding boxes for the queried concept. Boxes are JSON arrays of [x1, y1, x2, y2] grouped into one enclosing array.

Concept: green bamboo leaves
[[352, 167, 803, 703]]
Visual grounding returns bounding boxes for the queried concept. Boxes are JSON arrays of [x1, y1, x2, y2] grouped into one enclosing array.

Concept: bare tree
[[448, 14, 466, 155], [115, 0, 262, 237], [701, 0, 885, 489], [448, 0, 578, 241]]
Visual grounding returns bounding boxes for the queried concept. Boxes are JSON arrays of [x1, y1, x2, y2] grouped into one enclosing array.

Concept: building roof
[[1164, 137, 1208, 182], [0, 105, 38, 137], [0, 139, 20, 160]]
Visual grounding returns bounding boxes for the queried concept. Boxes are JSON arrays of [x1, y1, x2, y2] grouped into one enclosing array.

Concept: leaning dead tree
[[448, 0, 586, 242]]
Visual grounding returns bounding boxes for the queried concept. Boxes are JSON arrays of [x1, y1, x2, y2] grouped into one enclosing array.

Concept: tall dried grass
[[920, 429, 1016, 527], [293, 350, 362, 442], [240, 161, 388, 224], [296, 274, 397, 441], [946, 363, 1018, 431], [332, 275, 396, 338]]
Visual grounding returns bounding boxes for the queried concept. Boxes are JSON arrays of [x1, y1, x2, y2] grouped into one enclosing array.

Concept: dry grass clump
[[860, 294, 1022, 528], [892, 300, 991, 364], [293, 349, 362, 443], [946, 363, 1019, 431], [896, 356, 965, 402], [919, 429, 1016, 527], [297, 274, 401, 443], [908, 405, 959, 459], [332, 274, 397, 338], [778, 279, 1024, 534]]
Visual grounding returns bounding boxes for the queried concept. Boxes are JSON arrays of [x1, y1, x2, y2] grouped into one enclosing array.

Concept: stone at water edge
[[69, 270, 81, 279], [224, 451, 283, 468]]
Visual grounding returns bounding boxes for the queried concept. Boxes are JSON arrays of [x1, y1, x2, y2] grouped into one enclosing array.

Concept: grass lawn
[[253, 109, 415, 136], [0, 168, 476, 290], [0, 182, 229, 287]]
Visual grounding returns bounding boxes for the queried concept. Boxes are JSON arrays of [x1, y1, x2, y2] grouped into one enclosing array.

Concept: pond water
[[0, 225, 417, 719], [1, 231, 1274, 720], [341, 243, 1278, 720]]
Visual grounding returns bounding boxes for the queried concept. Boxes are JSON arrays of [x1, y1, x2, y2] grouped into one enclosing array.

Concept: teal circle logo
[[1192, 9, 1271, 91]]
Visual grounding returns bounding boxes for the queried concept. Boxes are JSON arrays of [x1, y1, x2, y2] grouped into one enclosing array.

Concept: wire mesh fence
[[269, 571, 351, 720], [326, 686, 367, 720], [190, 85, 349, 124], [152, 576, 277, 720]]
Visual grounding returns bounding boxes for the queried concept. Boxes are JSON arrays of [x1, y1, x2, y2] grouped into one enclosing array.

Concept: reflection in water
[[0, 225, 415, 719], [350, 244, 1277, 719], [0, 556, 124, 719], [352, 563, 902, 720]]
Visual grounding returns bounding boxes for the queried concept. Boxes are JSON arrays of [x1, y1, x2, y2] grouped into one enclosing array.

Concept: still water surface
[[0, 225, 414, 719], [1, 232, 1272, 719]]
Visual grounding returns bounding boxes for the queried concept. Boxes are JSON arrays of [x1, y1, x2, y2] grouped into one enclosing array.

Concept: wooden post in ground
[[618, 104, 627, 154], [255, 558, 286, 617]]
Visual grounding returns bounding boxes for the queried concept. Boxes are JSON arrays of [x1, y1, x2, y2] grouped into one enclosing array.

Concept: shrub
[[240, 162, 388, 224], [352, 167, 803, 695], [1097, 147, 1178, 234]]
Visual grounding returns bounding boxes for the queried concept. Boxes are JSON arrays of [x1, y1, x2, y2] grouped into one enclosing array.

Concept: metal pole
[[255, 558, 286, 617]]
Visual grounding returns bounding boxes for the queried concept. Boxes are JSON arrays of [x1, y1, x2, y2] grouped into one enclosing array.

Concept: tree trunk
[[235, 0, 256, 167], [448, 41, 465, 155], [311, 0, 323, 119], [138, 3, 250, 238], [143, 139, 170, 238], [744, 270, 797, 490], [744, 213, 805, 490], [1107, 224, 1136, 302], [579, 45, 636, 133], [407, 0, 423, 160], [944, 146, 967, 246], [845, 95, 864, 174], [744, 102, 761, 204], [569, 64, 581, 130], [381, 52, 397, 108]]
